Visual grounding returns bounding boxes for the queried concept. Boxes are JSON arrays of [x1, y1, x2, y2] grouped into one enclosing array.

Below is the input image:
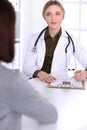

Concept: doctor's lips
[[50, 22, 58, 24]]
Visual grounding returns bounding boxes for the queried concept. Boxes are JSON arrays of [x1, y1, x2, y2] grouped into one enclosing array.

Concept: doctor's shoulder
[[30, 30, 45, 42], [30, 32, 42, 41]]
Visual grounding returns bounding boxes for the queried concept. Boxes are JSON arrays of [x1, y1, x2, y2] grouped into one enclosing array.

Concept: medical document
[[48, 77, 85, 90]]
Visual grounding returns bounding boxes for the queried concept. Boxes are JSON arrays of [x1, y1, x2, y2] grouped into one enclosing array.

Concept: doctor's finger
[[74, 75, 80, 81], [74, 75, 85, 81], [38, 75, 51, 82], [74, 70, 82, 74], [41, 77, 54, 83], [46, 75, 56, 82]]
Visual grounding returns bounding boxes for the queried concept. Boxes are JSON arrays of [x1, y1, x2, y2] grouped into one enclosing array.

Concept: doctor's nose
[[51, 14, 56, 20]]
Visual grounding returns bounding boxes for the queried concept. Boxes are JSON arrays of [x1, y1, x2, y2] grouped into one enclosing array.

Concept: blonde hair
[[42, 0, 65, 18]]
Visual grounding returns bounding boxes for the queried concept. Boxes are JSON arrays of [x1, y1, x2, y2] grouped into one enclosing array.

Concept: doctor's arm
[[23, 34, 56, 81], [72, 36, 87, 81], [23, 35, 41, 78]]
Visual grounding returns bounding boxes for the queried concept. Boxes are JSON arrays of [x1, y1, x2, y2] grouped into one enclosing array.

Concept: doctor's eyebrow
[[45, 11, 62, 16]]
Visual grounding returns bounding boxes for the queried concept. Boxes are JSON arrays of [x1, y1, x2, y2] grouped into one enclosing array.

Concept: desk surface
[[22, 78, 87, 130]]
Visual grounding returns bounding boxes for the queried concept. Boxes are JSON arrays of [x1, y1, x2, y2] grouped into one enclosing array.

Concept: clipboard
[[47, 77, 85, 90]]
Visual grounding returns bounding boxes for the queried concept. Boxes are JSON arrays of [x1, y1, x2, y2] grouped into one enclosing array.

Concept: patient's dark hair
[[0, 0, 16, 63]]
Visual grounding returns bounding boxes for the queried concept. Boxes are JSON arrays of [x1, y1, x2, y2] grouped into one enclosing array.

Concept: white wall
[[21, 0, 47, 44], [21, 0, 32, 65]]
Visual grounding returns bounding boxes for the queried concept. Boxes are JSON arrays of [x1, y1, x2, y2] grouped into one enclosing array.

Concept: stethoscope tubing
[[31, 27, 76, 70], [32, 27, 75, 54]]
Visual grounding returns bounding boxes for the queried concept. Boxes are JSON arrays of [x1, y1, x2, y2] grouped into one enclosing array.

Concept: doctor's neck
[[48, 27, 61, 38]]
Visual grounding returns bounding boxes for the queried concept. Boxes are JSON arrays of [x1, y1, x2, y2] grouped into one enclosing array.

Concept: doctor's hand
[[37, 71, 56, 83], [74, 70, 87, 81]]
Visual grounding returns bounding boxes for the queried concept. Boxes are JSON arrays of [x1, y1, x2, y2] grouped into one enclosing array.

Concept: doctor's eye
[[45, 12, 52, 17], [55, 11, 62, 16]]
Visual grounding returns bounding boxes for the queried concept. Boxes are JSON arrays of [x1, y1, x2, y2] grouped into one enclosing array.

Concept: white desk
[[22, 78, 87, 130]]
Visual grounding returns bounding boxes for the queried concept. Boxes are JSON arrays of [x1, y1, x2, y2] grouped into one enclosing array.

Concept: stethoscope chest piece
[[32, 46, 37, 53]]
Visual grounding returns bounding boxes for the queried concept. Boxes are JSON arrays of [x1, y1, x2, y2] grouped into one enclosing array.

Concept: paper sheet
[[48, 77, 85, 89]]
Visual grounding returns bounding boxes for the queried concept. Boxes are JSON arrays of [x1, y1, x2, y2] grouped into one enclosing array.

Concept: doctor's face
[[44, 5, 64, 30]]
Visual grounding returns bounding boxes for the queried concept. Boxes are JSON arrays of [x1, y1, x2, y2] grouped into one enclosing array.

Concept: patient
[[0, 1, 57, 130]]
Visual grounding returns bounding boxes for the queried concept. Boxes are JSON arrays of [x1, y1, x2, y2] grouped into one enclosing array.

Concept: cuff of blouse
[[33, 70, 41, 78]]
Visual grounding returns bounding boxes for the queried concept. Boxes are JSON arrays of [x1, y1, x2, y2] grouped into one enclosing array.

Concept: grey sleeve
[[10, 73, 58, 124]]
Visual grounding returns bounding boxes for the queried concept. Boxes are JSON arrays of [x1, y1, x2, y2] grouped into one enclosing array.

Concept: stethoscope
[[32, 27, 47, 53], [32, 27, 76, 71]]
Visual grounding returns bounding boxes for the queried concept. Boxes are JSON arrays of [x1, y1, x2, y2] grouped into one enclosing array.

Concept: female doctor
[[23, 0, 87, 83]]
